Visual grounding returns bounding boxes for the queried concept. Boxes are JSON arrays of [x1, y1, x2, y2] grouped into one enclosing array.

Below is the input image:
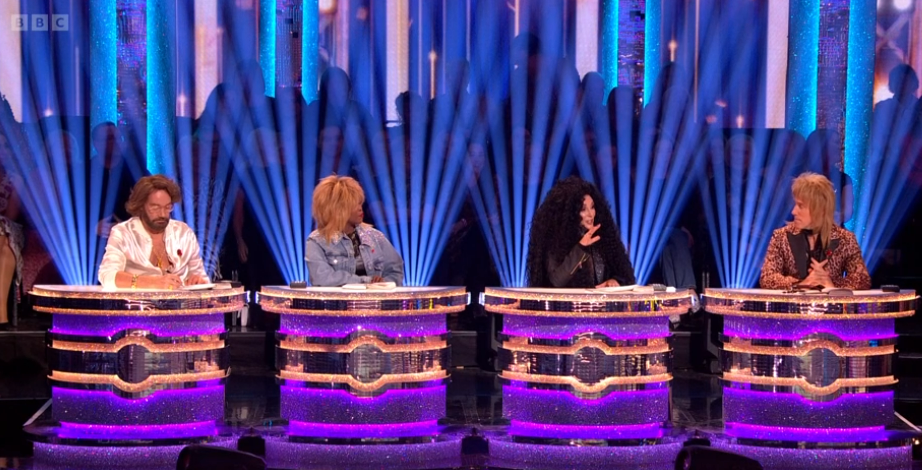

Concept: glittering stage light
[[700, 130, 804, 287]]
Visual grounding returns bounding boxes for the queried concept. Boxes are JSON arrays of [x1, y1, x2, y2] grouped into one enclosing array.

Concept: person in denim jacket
[[305, 175, 404, 286]]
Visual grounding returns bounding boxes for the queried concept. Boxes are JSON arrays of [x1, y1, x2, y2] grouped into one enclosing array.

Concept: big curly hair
[[526, 176, 635, 288]]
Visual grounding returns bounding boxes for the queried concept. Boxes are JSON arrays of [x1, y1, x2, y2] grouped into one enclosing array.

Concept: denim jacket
[[305, 225, 405, 286]]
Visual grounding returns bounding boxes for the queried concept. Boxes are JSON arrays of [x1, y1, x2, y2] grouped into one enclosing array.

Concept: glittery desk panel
[[280, 386, 445, 425], [503, 386, 669, 426], [706, 289, 911, 454], [723, 388, 893, 429], [265, 437, 461, 470], [489, 439, 683, 469], [483, 287, 693, 318], [259, 286, 468, 316], [485, 288, 680, 442], [712, 441, 911, 470], [32, 439, 236, 470], [32, 285, 246, 316], [270, 289, 455, 440], [52, 386, 224, 426]]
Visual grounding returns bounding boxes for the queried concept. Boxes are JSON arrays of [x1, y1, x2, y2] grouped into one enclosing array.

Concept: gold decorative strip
[[260, 286, 468, 301], [50, 370, 227, 393], [705, 306, 915, 320], [52, 337, 225, 354], [277, 369, 448, 393], [280, 336, 447, 354], [259, 305, 465, 317], [500, 371, 672, 394], [31, 285, 246, 300], [34, 305, 245, 317], [703, 289, 918, 304], [484, 306, 680, 318], [724, 340, 894, 358], [722, 371, 896, 396], [503, 337, 670, 356], [484, 287, 693, 303]]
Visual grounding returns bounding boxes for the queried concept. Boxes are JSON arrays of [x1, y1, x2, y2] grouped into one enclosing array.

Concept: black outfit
[[546, 235, 635, 288], [346, 230, 367, 277]]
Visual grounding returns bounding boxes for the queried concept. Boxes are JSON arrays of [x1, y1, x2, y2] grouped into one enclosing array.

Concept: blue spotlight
[[701, 130, 804, 287]]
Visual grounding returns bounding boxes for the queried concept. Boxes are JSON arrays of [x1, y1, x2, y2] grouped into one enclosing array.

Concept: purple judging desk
[[482, 286, 694, 469], [703, 288, 919, 469], [258, 285, 468, 469], [26, 284, 245, 470]]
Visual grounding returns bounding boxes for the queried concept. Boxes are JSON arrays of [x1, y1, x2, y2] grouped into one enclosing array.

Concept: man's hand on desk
[[185, 275, 210, 286], [369, 275, 385, 283], [138, 274, 183, 290]]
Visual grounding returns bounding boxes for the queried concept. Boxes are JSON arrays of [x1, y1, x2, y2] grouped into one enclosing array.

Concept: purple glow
[[508, 420, 665, 440], [281, 385, 444, 424], [502, 315, 669, 340], [725, 423, 890, 443], [723, 317, 895, 341], [33, 443, 192, 470], [52, 386, 224, 425], [503, 386, 668, 426], [490, 438, 682, 469], [724, 388, 893, 428], [713, 441, 911, 469], [280, 314, 446, 337], [51, 313, 225, 337], [288, 420, 439, 438], [265, 436, 461, 469], [58, 421, 217, 440]]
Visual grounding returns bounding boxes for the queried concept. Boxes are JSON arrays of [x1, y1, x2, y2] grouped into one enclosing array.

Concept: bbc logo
[[11, 14, 69, 31]]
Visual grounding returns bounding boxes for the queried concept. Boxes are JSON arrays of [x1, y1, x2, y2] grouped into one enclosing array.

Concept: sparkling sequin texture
[[503, 387, 668, 426], [712, 441, 911, 470], [489, 439, 682, 470], [53, 386, 224, 425], [723, 316, 895, 341], [724, 388, 893, 428], [502, 315, 669, 340], [280, 313, 447, 337], [289, 420, 439, 438], [32, 439, 235, 470], [281, 386, 445, 424], [52, 313, 226, 337], [265, 437, 461, 470], [509, 421, 665, 440], [260, 286, 468, 316]]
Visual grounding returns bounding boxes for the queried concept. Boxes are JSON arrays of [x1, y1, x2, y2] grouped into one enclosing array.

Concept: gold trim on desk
[[279, 336, 447, 354], [500, 370, 673, 394], [49, 370, 228, 394], [722, 371, 896, 396], [277, 369, 448, 393]]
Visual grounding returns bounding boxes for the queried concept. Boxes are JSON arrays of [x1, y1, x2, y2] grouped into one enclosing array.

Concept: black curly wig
[[526, 176, 636, 287]]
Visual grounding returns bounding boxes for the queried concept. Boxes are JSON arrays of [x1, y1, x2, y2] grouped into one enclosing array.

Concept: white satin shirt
[[98, 217, 209, 289]]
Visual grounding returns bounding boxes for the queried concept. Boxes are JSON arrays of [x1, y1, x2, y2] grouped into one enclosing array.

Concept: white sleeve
[[97, 225, 129, 289]]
